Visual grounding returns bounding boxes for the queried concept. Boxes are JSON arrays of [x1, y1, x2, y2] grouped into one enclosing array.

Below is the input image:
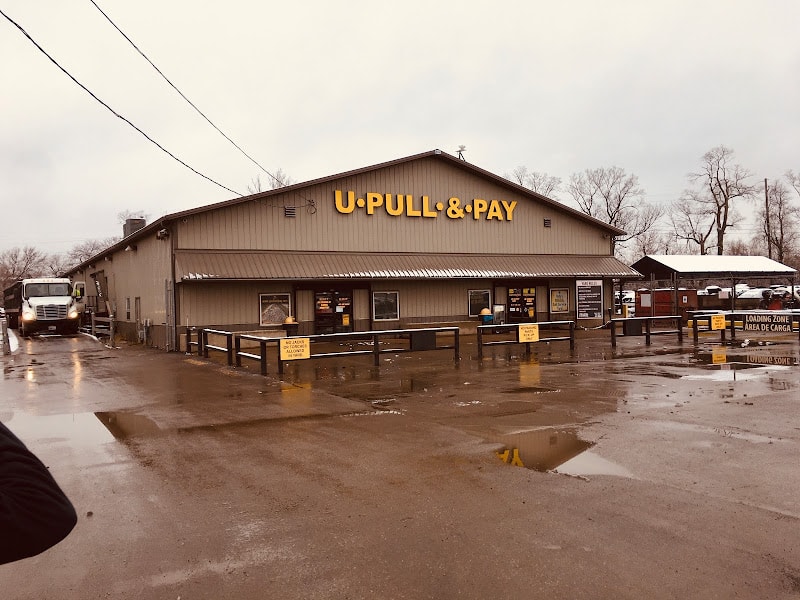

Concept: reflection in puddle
[[492, 427, 632, 478], [95, 411, 162, 439], [4, 411, 115, 447]]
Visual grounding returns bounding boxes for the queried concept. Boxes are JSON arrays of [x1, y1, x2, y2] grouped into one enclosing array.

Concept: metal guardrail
[[688, 310, 800, 343], [609, 315, 683, 348], [188, 326, 460, 376], [476, 321, 575, 359]]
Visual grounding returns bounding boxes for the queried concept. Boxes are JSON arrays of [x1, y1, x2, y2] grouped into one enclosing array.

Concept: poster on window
[[576, 280, 603, 319], [260, 293, 291, 326], [550, 288, 569, 313]]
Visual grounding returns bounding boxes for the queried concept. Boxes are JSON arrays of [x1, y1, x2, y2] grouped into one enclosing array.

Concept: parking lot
[[2, 329, 800, 599]]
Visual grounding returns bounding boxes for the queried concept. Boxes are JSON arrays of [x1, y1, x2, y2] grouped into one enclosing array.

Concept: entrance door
[[314, 290, 353, 334]]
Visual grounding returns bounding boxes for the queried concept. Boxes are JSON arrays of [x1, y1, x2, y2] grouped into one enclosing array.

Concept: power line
[[88, 0, 285, 190], [0, 8, 241, 197]]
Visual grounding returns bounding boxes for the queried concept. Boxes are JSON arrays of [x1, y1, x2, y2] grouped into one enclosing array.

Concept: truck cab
[[4, 278, 82, 336]]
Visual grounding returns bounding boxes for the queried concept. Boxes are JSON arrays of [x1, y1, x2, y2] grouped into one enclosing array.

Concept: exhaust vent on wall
[[284, 206, 297, 218]]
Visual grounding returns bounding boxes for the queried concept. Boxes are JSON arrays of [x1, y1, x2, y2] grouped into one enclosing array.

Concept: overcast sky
[[2, 1, 798, 255]]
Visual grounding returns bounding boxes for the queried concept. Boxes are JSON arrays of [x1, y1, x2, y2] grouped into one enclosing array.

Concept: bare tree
[[671, 190, 716, 254], [117, 209, 149, 224], [688, 145, 755, 255], [505, 166, 562, 197], [0, 246, 48, 291], [247, 168, 295, 194], [42, 254, 73, 277], [758, 179, 800, 264], [67, 237, 120, 267], [567, 166, 663, 255]]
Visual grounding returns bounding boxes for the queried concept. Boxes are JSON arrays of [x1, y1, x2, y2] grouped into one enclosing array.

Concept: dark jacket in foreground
[[0, 421, 77, 564]]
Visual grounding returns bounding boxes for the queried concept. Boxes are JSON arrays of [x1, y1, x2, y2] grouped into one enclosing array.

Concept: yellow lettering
[[502, 200, 517, 221], [366, 192, 383, 215], [422, 196, 437, 218], [385, 194, 403, 216], [473, 198, 488, 220], [486, 200, 504, 220], [406, 194, 422, 217], [334, 190, 355, 214]]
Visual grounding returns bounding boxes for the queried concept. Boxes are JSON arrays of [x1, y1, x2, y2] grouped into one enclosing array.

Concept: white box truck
[[3, 278, 82, 336]]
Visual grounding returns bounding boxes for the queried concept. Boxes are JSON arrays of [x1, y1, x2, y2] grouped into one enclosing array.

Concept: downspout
[[169, 220, 179, 352]]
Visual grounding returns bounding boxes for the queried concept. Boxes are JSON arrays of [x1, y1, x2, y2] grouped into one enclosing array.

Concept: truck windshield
[[24, 283, 72, 297]]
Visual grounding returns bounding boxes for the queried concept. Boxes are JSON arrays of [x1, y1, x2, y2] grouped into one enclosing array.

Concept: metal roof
[[631, 255, 798, 280], [175, 251, 641, 282]]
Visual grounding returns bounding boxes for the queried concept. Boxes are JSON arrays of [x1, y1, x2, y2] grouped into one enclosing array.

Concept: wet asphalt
[[1, 328, 800, 599]]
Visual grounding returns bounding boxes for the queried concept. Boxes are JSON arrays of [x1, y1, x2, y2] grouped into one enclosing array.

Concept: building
[[65, 150, 641, 350]]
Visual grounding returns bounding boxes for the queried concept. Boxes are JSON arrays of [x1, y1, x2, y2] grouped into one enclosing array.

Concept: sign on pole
[[279, 337, 311, 361]]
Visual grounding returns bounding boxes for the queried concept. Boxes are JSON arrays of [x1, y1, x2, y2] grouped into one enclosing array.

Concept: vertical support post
[[260, 340, 268, 375], [186, 327, 192, 354], [569, 321, 575, 351], [234, 336, 242, 367], [91, 312, 96, 337], [477, 326, 484, 359], [226, 333, 233, 366], [202, 330, 209, 358], [729, 313, 736, 341], [677, 316, 683, 344], [109, 318, 115, 347], [692, 315, 699, 344], [610, 319, 617, 348], [645, 318, 652, 345], [454, 328, 460, 362], [373, 333, 380, 366], [1, 318, 10, 355]]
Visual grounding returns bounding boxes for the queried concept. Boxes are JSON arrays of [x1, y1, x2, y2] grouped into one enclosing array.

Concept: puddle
[[3, 411, 115, 447], [492, 427, 632, 478], [95, 411, 163, 439]]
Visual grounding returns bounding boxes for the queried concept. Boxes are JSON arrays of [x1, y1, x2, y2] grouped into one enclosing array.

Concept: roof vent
[[284, 206, 297, 218], [543, 218, 552, 228]]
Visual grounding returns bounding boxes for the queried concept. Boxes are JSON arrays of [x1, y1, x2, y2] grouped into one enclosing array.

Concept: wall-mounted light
[[124, 244, 137, 252], [156, 228, 169, 240]]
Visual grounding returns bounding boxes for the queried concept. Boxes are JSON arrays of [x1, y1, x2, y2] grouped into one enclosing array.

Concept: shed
[[630, 255, 798, 312]]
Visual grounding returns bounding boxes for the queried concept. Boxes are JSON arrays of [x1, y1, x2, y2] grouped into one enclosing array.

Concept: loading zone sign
[[743, 314, 792, 333]]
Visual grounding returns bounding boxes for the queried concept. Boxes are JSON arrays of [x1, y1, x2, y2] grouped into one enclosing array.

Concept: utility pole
[[764, 178, 772, 259]]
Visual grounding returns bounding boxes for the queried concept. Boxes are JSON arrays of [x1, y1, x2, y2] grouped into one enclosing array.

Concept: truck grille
[[36, 305, 67, 320]]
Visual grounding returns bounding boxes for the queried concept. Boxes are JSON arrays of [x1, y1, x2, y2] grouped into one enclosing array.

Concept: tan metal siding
[[177, 157, 610, 255], [180, 282, 294, 327]]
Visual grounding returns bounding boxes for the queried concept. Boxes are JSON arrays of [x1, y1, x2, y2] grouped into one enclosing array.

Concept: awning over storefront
[[175, 250, 642, 282]]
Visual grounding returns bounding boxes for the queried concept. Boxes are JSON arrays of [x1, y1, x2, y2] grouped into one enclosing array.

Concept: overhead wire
[[0, 8, 242, 197], [88, 0, 316, 210]]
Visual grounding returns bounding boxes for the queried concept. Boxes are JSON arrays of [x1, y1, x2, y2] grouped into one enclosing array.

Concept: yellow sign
[[342, 314, 350, 326], [279, 337, 310, 361], [518, 323, 540, 343], [710, 314, 726, 331], [334, 190, 517, 221], [711, 348, 727, 364]]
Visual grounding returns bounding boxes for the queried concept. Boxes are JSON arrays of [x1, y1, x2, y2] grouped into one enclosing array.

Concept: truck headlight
[[68, 309, 79, 319], [22, 310, 36, 322]]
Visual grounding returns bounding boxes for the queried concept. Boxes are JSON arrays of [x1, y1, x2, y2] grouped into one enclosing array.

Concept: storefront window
[[260, 293, 291, 326], [373, 291, 399, 321], [468, 289, 491, 317]]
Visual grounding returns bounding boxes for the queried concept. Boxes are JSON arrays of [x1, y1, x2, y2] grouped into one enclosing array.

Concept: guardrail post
[[569, 321, 575, 351], [1, 319, 10, 355], [234, 336, 242, 367], [692, 317, 699, 344], [202, 329, 209, 358], [453, 328, 460, 362], [91, 312, 96, 337], [109, 318, 115, 347], [226, 333, 233, 366], [373, 333, 380, 366], [610, 320, 617, 348], [677, 316, 683, 344], [477, 326, 484, 359], [729, 314, 736, 341], [260, 340, 268, 375], [645, 318, 652, 345], [186, 327, 192, 353]]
